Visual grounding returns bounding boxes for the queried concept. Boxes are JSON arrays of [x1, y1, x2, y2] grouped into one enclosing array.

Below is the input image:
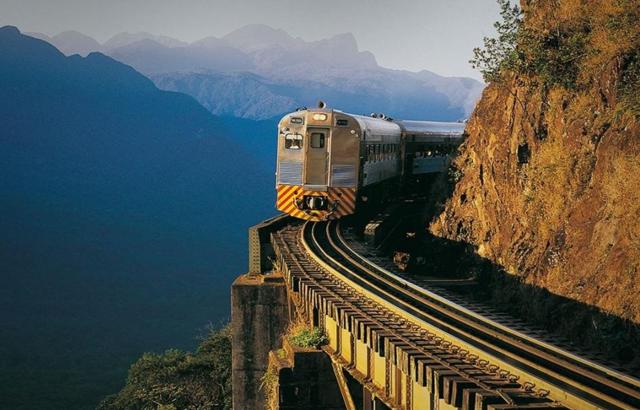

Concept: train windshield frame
[[285, 133, 303, 150]]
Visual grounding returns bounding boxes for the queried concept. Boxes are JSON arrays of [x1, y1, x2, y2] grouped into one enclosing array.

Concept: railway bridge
[[231, 215, 640, 410]]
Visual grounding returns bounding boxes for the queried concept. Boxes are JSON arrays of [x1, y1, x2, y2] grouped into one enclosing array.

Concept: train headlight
[[312, 113, 328, 121]]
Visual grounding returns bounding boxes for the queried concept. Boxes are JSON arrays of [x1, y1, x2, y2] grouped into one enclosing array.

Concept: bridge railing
[[247, 214, 293, 274]]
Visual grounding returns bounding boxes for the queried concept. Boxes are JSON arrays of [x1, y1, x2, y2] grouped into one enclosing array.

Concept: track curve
[[301, 220, 640, 410]]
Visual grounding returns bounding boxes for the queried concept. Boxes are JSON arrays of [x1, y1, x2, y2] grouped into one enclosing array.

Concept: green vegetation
[[289, 327, 328, 349], [471, 0, 589, 88], [472, 0, 640, 118], [620, 50, 640, 116], [470, 0, 523, 83], [98, 326, 232, 410], [470, 0, 590, 88], [259, 366, 279, 410]]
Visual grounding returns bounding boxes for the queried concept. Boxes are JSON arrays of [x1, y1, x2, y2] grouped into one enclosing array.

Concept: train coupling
[[295, 195, 329, 211]]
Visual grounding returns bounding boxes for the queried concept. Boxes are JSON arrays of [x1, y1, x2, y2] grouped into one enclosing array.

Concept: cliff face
[[431, 1, 640, 324]]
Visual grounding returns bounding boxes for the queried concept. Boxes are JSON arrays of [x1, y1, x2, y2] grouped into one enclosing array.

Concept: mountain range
[[3, 22, 483, 410], [29, 25, 484, 121], [0, 26, 274, 409]]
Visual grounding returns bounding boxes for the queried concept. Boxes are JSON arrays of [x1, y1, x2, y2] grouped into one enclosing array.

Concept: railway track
[[292, 219, 640, 409]]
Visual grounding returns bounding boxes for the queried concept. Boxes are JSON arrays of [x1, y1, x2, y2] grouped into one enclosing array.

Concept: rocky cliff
[[431, 0, 640, 330]]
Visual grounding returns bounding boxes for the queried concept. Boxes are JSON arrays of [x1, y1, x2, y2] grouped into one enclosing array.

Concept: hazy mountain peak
[[224, 23, 290, 39], [104, 32, 187, 50], [24, 31, 51, 42], [222, 23, 302, 51], [190, 35, 229, 49], [295, 31, 378, 70], [0, 26, 65, 61], [1, 25, 20, 35], [50, 30, 103, 56], [53, 30, 93, 39], [17, 28, 102, 56], [115, 38, 168, 51], [323, 32, 358, 49]]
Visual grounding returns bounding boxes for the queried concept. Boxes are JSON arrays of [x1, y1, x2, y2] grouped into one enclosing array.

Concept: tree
[[471, 0, 523, 83], [98, 326, 232, 410]]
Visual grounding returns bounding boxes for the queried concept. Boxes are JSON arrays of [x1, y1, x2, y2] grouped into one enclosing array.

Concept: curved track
[[302, 220, 640, 410]]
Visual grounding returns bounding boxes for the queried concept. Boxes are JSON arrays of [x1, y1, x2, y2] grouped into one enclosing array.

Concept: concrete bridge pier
[[231, 273, 289, 410]]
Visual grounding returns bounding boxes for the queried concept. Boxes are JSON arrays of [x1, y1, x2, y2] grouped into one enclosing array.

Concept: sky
[[0, 0, 502, 80]]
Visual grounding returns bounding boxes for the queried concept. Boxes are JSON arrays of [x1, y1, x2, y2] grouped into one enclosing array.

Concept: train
[[275, 102, 466, 221]]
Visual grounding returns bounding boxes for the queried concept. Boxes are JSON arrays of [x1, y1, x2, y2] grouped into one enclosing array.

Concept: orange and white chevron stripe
[[276, 184, 357, 221]]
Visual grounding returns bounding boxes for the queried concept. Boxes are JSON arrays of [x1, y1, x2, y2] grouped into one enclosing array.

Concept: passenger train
[[275, 102, 466, 221]]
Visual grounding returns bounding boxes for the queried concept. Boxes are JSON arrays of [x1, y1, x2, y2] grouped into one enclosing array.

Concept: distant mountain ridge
[[103, 31, 188, 49], [26, 30, 103, 56], [0, 25, 273, 410], [29, 24, 484, 121]]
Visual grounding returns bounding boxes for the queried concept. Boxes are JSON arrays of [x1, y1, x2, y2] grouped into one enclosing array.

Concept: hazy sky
[[0, 0, 502, 80]]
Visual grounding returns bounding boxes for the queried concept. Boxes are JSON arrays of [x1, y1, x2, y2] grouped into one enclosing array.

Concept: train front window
[[285, 133, 303, 150], [310, 132, 325, 148]]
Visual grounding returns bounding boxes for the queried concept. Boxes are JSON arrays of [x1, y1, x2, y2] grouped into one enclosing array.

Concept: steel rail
[[304, 219, 640, 409], [334, 220, 640, 391], [303, 221, 521, 405]]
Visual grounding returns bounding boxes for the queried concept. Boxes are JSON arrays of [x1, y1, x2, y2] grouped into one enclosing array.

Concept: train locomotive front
[[276, 106, 361, 221], [275, 103, 465, 221], [275, 103, 406, 221]]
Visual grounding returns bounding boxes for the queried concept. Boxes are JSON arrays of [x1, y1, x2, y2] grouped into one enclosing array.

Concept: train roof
[[338, 110, 466, 138], [279, 108, 466, 138], [395, 120, 466, 137], [349, 113, 402, 136]]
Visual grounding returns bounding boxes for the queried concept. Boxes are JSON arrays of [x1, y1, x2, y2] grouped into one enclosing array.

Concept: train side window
[[285, 133, 303, 150], [310, 132, 325, 148]]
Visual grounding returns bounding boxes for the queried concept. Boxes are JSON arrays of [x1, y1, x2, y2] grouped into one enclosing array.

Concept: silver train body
[[275, 104, 465, 221]]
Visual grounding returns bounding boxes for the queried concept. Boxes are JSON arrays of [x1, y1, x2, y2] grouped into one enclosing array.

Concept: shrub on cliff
[[290, 327, 328, 349], [98, 326, 232, 410], [473, 0, 640, 116], [470, 0, 523, 83], [472, 0, 589, 88]]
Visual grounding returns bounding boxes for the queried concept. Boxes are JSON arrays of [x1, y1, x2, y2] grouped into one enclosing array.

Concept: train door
[[304, 127, 329, 187]]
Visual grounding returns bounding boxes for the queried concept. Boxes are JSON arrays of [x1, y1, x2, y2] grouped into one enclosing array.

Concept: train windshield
[[310, 132, 325, 148], [285, 133, 303, 150]]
